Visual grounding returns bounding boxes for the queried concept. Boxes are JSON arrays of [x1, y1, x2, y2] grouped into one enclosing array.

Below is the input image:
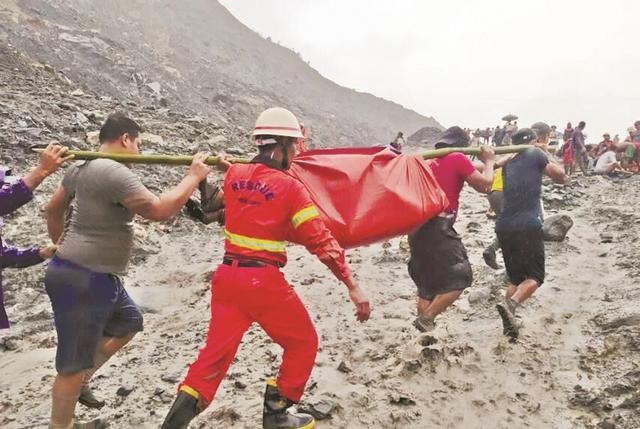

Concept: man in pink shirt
[[409, 126, 495, 331]]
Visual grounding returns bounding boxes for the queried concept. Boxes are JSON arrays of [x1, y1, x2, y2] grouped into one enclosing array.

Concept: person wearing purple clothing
[[0, 144, 70, 329]]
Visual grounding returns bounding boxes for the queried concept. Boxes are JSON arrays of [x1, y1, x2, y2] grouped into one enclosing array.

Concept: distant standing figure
[[503, 121, 517, 145], [296, 123, 307, 154], [621, 127, 638, 171], [484, 127, 492, 145], [549, 125, 561, 147], [470, 128, 482, 147], [563, 122, 574, 143], [493, 126, 505, 146], [570, 121, 588, 175], [389, 131, 405, 153]]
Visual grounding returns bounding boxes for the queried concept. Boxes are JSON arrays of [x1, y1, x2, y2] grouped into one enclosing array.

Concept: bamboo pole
[[420, 145, 531, 160], [31, 148, 249, 166], [32, 145, 530, 165]]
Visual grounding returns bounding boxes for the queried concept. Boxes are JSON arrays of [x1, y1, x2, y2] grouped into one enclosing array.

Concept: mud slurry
[[567, 176, 640, 429], [3, 171, 640, 429], [2, 44, 640, 426]]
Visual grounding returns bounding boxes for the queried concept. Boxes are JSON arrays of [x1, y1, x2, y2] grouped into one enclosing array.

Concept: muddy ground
[[1, 170, 639, 429]]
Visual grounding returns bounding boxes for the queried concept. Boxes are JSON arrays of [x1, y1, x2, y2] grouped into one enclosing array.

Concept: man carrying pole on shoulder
[[160, 107, 370, 429], [495, 124, 567, 339], [44, 112, 212, 428], [409, 126, 495, 332]]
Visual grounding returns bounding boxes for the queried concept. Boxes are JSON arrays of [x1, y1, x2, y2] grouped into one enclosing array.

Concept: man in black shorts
[[495, 127, 567, 338], [409, 127, 495, 332]]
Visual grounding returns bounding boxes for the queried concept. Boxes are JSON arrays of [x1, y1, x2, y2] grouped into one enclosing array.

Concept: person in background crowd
[[596, 133, 615, 157], [549, 125, 561, 147], [570, 121, 588, 175], [389, 131, 405, 153], [563, 122, 574, 143], [492, 125, 504, 146], [620, 127, 637, 171], [296, 123, 307, 154], [594, 146, 625, 176], [503, 121, 517, 145]]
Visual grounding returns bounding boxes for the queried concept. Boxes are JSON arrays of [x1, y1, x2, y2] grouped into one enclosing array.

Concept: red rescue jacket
[[222, 155, 351, 283]]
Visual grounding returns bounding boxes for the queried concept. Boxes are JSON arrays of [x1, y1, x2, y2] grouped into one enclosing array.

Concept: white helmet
[[253, 107, 303, 144]]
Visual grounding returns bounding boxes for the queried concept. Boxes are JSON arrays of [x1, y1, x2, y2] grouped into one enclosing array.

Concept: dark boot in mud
[[160, 390, 202, 429], [78, 384, 105, 409], [263, 379, 315, 429], [482, 246, 500, 269], [497, 299, 520, 338], [73, 419, 108, 429], [49, 418, 107, 429], [413, 315, 436, 333]]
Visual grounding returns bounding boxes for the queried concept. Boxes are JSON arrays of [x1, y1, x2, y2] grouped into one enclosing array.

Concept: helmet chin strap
[[280, 142, 290, 170]]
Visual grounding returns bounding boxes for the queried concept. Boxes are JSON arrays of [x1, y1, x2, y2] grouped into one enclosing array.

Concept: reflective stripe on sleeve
[[291, 205, 320, 229]]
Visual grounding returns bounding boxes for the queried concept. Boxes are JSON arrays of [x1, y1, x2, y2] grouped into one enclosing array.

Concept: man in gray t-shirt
[[44, 113, 211, 429], [56, 159, 146, 274]]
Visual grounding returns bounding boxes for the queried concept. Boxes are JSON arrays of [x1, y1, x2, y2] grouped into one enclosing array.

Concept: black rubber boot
[[160, 391, 201, 429], [263, 380, 315, 429], [78, 384, 106, 409]]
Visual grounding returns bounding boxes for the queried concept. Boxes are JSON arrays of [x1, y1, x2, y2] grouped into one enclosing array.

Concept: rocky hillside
[[0, 0, 441, 147]]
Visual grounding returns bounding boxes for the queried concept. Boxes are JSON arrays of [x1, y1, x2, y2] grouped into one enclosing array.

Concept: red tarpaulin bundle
[[289, 147, 448, 248]]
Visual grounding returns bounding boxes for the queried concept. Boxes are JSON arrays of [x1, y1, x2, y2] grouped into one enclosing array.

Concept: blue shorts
[[45, 257, 143, 374]]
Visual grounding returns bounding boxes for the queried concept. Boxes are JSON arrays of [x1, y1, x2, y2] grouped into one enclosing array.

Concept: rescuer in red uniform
[[160, 107, 371, 429]]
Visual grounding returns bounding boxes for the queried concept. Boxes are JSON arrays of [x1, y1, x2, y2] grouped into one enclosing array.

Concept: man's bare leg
[[580, 157, 588, 174], [80, 333, 137, 409], [510, 279, 539, 305], [414, 290, 463, 332], [423, 290, 463, 319], [414, 297, 433, 332], [50, 371, 85, 428], [416, 297, 431, 316], [505, 284, 518, 300]]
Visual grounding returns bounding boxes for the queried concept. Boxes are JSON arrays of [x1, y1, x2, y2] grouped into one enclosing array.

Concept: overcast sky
[[219, 0, 639, 142]]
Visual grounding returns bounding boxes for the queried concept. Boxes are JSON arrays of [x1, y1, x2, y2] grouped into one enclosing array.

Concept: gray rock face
[[543, 214, 574, 241], [1, 0, 442, 147]]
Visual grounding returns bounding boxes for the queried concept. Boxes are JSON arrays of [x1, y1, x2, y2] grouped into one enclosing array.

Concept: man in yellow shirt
[[483, 168, 503, 269]]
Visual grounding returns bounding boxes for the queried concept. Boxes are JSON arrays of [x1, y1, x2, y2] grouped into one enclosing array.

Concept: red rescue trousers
[[180, 260, 318, 405]]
